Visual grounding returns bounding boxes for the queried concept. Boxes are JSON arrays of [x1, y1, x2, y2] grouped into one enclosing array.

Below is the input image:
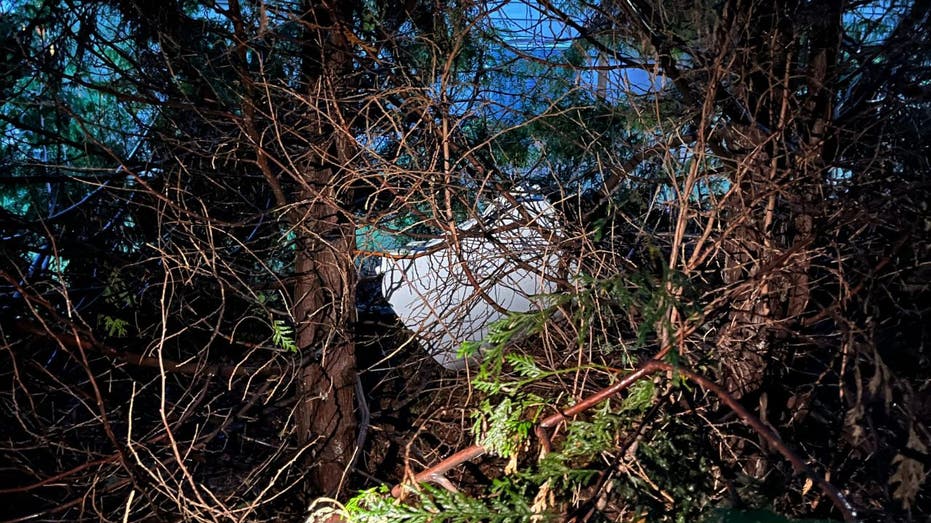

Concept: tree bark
[[292, 0, 359, 497], [294, 209, 357, 496], [716, 0, 842, 397]]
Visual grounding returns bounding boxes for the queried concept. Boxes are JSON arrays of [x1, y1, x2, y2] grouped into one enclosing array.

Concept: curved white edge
[[379, 195, 563, 369]]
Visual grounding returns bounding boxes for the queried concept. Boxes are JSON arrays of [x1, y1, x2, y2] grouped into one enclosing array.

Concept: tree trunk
[[716, 0, 842, 397], [718, 145, 783, 397], [293, 206, 357, 496], [293, 0, 359, 497], [705, 3, 844, 486]]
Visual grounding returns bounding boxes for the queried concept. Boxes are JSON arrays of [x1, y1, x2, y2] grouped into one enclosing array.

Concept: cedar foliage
[[0, 0, 928, 521]]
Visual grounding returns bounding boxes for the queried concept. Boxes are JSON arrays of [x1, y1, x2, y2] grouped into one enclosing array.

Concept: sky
[[487, 1, 661, 98]]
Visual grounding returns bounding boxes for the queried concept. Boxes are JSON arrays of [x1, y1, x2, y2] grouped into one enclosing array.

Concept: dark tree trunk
[[294, 210, 357, 496], [716, 0, 843, 397], [293, 0, 359, 497]]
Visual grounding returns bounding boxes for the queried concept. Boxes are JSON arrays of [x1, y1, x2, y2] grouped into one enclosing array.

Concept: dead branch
[[391, 359, 858, 522]]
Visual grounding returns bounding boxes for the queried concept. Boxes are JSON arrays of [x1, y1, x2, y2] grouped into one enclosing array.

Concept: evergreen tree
[[1, 0, 928, 521]]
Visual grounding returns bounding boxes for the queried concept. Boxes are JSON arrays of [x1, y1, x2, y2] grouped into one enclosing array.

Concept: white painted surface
[[379, 195, 562, 369]]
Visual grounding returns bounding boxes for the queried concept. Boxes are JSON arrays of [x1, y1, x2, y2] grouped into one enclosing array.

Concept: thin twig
[[391, 359, 859, 522]]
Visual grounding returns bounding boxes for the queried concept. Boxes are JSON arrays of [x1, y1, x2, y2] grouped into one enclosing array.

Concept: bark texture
[[293, 0, 359, 496], [716, 0, 842, 396]]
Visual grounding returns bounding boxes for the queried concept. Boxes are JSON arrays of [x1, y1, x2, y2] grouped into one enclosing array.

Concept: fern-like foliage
[[471, 394, 540, 459], [342, 270, 728, 522], [271, 319, 297, 352], [98, 314, 129, 337], [344, 484, 551, 523]]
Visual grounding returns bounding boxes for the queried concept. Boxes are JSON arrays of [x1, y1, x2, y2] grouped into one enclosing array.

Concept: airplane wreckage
[[376, 193, 566, 369]]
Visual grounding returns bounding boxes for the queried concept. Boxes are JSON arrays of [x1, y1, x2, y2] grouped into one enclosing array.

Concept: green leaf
[[99, 314, 129, 337], [621, 378, 655, 413], [505, 353, 543, 379], [271, 319, 297, 352]]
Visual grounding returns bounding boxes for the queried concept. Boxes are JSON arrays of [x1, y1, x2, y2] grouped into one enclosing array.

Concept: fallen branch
[[392, 359, 859, 522], [390, 361, 660, 498]]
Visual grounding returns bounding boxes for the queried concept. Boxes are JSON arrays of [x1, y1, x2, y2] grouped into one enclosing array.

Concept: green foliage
[[98, 314, 129, 337], [270, 318, 297, 352], [102, 270, 137, 307], [471, 394, 539, 459], [460, 306, 556, 395], [505, 353, 545, 380], [343, 483, 546, 523], [616, 415, 720, 520], [440, 263, 734, 521], [620, 378, 655, 413], [567, 269, 686, 358], [453, 269, 699, 516], [524, 403, 629, 492], [343, 392, 816, 523]]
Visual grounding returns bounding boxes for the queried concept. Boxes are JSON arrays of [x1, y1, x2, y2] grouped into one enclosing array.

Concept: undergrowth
[[320, 274, 794, 522]]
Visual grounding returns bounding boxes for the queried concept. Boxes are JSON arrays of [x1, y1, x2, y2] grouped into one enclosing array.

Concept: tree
[[338, 0, 930, 520], [1, 0, 928, 521], [1, 0, 482, 517]]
